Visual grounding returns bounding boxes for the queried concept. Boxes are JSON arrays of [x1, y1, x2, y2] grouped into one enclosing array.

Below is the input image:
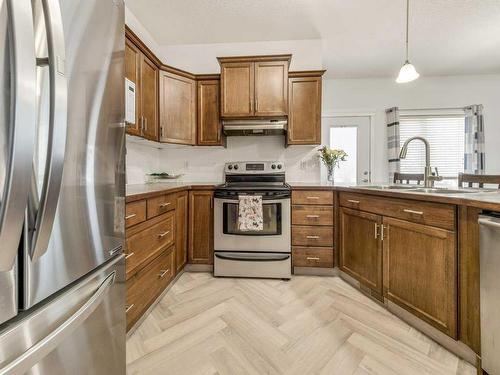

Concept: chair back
[[458, 173, 500, 189], [393, 172, 425, 185]]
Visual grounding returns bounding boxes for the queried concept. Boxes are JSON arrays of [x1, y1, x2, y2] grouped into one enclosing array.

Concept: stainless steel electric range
[[213, 161, 291, 279]]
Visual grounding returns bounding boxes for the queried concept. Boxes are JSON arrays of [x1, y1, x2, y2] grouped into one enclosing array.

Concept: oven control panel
[[225, 161, 285, 174]]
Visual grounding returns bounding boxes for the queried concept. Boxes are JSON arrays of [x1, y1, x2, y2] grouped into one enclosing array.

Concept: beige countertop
[[289, 181, 500, 211], [126, 181, 500, 211], [126, 181, 220, 202]]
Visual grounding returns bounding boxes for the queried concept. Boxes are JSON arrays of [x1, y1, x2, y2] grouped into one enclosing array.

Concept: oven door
[[214, 197, 291, 253]]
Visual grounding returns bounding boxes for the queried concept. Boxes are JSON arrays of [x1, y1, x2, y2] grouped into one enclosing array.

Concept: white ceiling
[[126, 0, 500, 78]]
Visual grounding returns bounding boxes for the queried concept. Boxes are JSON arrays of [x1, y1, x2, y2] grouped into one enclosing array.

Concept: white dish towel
[[238, 195, 264, 231]]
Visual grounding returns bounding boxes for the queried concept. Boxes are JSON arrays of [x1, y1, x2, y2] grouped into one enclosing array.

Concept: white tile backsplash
[[126, 135, 321, 184]]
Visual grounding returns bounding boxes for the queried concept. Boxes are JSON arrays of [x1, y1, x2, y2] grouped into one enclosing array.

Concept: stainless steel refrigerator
[[0, 0, 125, 373]]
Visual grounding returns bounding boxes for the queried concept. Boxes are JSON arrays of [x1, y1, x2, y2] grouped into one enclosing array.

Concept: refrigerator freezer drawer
[[214, 252, 292, 279], [0, 255, 125, 375]]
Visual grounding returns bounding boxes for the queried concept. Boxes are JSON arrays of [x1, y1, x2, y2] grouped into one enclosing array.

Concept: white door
[[322, 116, 371, 184]]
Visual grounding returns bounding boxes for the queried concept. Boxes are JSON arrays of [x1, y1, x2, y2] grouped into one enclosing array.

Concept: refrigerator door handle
[[0, 0, 37, 271], [29, 0, 68, 262], [0, 271, 116, 375]]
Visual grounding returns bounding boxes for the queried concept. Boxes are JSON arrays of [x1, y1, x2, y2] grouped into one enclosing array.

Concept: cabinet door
[[175, 192, 188, 273], [125, 39, 141, 136], [339, 207, 383, 294], [159, 71, 196, 145], [188, 190, 214, 264], [140, 54, 159, 141], [197, 80, 222, 145], [254, 61, 288, 116], [383, 217, 457, 338], [287, 77, 322, 145], [220, 62, 254, 117]]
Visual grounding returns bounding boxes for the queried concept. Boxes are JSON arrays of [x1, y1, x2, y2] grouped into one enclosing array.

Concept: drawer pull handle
[[125, 304, 134, 313], [306, 257, 320, 261], [159, 202, 171, 208], [347, 199, 360, 204], [374, 223, 379, 239], [125, 213, 136, 220], [158, 269, 170, 278], [306, 235, 320, 239], [306, 215, 320, 218], [125, 252, 135, 260], [306, 196, 319, 200], [403, 209, 424, 215], [158, 231, 170, 238]]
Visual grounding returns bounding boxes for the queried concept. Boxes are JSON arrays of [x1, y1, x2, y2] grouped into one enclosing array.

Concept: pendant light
[[396, 0, 419, 83]]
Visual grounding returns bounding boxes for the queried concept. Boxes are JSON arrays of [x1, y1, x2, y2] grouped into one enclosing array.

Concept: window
[[399, 112, 465, 182], [330, 127, 357, 184]]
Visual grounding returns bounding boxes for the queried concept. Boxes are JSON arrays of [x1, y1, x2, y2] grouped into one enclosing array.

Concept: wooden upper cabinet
[[339, 207, 383, 294], [383, 217, 458, 338], [140, 55, 159, 141], [220, 62, 254, 117], [254, 61, 288, 116], [159, 70, 196, 145], [125, 39, 142, 136], [188, 190, 214, 264], [287, 72, 325, 145], [125, 32, 159, 141], [218, 55, 291, 118], [197, 79, 223, 146]]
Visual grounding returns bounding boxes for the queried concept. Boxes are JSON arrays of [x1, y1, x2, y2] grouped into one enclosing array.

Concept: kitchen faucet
[[399, 136, 443, 188]]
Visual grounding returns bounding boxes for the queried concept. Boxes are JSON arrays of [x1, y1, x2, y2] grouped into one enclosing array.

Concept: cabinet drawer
[[292, 205, 333, 226], [292, 225, 333, 247], [126, 246, 175, 331], [125, 200, 147, 228], [147, 194, 176, 219], [126, 211, 175, 279], [339, 192, 456, 231], [293, 247, 334, 268], [292, 190, 333, 205]]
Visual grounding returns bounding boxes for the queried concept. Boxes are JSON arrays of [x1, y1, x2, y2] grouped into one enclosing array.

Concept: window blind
[[399, 114, 465, 178]]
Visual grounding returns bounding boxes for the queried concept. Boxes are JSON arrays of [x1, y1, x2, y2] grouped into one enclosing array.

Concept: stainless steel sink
[[360, 185, 418, 190], [411, 188, 484, 194]]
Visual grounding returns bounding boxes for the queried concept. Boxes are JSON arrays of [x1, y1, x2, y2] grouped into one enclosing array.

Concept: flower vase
[[327, 165, 335, 183]]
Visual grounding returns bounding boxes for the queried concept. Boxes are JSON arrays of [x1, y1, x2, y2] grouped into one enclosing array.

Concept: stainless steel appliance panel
[[214, 252, 291, 279], [0, 255, 125, 375], [23, 0, 125, 308], [214, 197, 291, 253], [0, 0, 37, 324], [479, 214, 500, 375]]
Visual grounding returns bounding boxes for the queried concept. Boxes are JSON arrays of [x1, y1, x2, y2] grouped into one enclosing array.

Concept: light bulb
[[396, 61, 420, 83]]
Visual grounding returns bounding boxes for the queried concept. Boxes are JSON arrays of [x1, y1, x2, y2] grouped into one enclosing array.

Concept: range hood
[[222, 119, 287, 136]]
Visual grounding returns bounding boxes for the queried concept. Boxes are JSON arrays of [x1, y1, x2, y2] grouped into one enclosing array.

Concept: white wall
[[322, 74, 500, 182], [126, 136, 320, 185], [158, 40, 322, 74]]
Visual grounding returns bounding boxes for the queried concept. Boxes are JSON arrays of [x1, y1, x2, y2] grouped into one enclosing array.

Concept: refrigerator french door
[[0, 0, 125, 373], [23, 0, 125, 309]]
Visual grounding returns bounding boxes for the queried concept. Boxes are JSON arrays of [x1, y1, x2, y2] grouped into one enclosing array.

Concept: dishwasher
[[479, 213, 500, 375]]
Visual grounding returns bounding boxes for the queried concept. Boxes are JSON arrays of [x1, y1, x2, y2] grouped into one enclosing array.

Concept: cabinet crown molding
[[289, 70, 327, 78], [217, 54, 292, 65]]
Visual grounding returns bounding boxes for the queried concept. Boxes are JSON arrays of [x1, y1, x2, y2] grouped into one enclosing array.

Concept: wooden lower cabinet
[[339, 207, 383, 294], [383, 217, 458, 338], [293, 247, 334, 268], [188, 190, 214, 264], [175, 192, 188, 273], [126, 246, 175, 330]]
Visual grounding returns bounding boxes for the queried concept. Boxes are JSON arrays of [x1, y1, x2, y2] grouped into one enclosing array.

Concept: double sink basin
[[358, 185, 496, 195]]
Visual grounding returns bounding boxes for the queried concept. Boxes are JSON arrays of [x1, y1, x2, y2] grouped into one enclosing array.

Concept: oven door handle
[[215, 253, 291, 262]]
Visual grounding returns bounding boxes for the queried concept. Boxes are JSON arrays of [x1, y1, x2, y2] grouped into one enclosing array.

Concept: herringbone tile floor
[[126, 272, 475, 375]]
